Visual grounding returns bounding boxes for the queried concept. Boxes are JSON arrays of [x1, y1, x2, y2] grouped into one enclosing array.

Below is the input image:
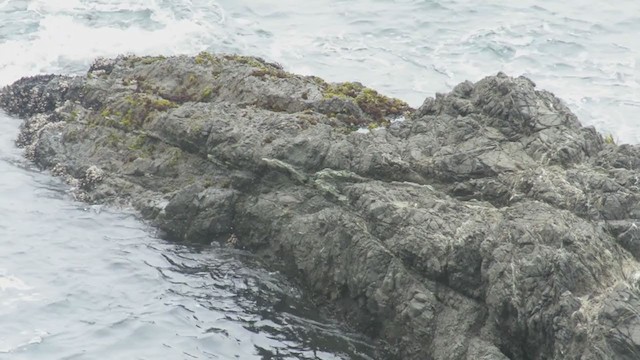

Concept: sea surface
[[0, 1, 638, 359]]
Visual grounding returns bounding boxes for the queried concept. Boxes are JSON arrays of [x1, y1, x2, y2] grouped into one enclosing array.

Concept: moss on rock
[[322, 81, 412, 122], [98, 94, 177, 131], [135, 55, 166, 65], [194, 51, 219, 66]]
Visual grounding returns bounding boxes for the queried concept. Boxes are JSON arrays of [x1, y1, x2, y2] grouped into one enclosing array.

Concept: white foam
[[0, 273, 40, 314], [0, 274, 30, 291], [0, 329, 48, 354], [0, 1, 224, 86], [27, 0, 148, 14]]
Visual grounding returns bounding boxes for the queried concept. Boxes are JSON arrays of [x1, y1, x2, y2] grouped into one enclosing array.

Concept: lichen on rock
[[322, 81, 411, 121]]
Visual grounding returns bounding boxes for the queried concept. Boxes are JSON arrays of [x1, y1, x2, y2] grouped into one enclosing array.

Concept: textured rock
[[3, 54, 640, 359]]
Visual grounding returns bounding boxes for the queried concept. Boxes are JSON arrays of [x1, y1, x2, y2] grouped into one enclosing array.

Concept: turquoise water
[[0, 1, 639, 358]]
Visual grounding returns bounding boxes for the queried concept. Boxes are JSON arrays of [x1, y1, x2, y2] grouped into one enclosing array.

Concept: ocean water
[[0, 0, 638, 359]]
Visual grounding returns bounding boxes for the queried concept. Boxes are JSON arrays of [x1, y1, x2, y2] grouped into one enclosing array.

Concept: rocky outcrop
[[3, 53, 640, 359]]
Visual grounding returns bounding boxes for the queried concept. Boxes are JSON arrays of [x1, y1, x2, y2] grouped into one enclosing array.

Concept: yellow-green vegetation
[[120, 109, 134, 128], [128, 134, 155, 157], [200, 87, 213, 101], [105, 132, 121, 147], [250, 67, 288, 79], [139, 56, 165, 65], [127, 55, 166, 66], [194, 51, 219, 66], [603, 133, 616, 145], [188, 119, 205, 135], [129, 134, 147, 151], [166, 148, 183, 167], [323, 82, 363, 99], [221, 54, 288, 79], [145, 97, 176, 111], [202, 179, 215, 188], [323, 81, 411, 121], [308, 76, 328, 88], [334, 124, 359, 135], [99, 94, 178, 130], [68, 110, 78, 122], [223, 54, 267, 68]]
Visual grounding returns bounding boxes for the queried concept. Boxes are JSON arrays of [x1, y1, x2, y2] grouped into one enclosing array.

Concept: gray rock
[[3, 53, 640, 359]]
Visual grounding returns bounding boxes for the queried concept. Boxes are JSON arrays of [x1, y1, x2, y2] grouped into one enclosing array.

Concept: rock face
[[3, 53, 640, 359]]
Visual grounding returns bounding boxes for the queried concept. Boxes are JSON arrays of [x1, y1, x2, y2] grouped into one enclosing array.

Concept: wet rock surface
[[3, 53, 640, 359]]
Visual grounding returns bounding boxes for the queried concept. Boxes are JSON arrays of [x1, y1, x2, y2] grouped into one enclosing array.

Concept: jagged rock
[[2, 53, 640, 360]]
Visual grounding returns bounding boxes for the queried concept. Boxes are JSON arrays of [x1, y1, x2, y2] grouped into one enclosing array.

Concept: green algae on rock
[[322, 81, 411, 120]]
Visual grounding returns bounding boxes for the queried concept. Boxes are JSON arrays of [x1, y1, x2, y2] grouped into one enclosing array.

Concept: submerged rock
[[2, 53, 640, 359]]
